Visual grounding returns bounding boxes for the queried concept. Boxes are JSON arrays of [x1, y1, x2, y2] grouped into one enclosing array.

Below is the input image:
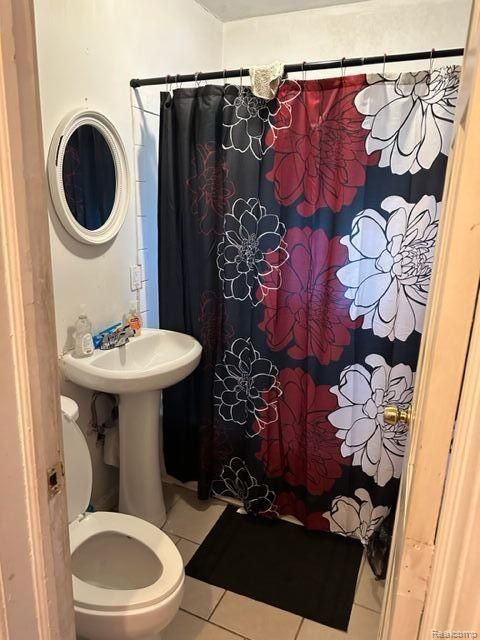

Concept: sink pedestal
[[118, 391, 166, 527]]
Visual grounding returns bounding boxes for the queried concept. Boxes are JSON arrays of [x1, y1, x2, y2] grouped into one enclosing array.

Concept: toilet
[[60, 395, 184, 640]]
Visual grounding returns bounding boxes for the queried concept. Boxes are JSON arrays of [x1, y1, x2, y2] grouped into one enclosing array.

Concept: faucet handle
[[122, 324, 135, 338]]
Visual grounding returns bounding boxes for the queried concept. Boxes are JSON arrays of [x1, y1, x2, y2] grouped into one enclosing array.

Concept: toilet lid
[[60, 395, 79, 421], [62, 413, 92, 523]]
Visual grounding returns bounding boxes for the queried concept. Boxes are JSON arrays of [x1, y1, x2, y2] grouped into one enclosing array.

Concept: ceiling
[[196, 0, 366, 22]]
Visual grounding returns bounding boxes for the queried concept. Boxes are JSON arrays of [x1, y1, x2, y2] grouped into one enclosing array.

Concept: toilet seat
[[69, 511, 184, 612]]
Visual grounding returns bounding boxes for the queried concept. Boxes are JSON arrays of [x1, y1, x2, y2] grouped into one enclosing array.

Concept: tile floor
[[162, 484, 384, 640]]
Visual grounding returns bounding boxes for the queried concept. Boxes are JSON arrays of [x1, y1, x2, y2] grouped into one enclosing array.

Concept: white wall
[[222, 0, 471, 74], [34, 0, 222, 507], [132, 88, 162, 330]]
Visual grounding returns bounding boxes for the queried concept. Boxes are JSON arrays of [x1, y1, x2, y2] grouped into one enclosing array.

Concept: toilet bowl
[[61, 395, 184, 640]]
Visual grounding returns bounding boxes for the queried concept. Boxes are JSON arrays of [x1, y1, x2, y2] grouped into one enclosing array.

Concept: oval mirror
[[48, 110, 129, 245]]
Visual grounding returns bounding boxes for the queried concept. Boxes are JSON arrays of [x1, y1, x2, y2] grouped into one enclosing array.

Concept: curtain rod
[[129, 48, 464, 88]]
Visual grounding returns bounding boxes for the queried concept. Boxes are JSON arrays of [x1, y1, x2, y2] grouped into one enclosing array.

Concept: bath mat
[[185, 505, 363, 631]]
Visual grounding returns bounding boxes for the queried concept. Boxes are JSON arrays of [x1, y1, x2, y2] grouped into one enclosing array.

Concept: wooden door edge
[[0, 1, 75, 638], [420, 282, 480, 636]]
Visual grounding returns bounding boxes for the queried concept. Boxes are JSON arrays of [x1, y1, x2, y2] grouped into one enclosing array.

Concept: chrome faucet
[[116, 325, 134, 347], [100, 325, 134, 350]]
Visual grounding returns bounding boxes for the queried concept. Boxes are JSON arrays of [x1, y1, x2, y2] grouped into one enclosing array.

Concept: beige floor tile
[[163, 475, 198, 492], [297, 605, 380, 640], [176, 538, 200, 565], [163, 483, 181, 512], [164, 531, 180, 544], [211, 592, 302, 640], [354, 562, 385, 613], [180, 576, 225, 619], [163, 488, 225, 543], [164, 610, 242, 640]]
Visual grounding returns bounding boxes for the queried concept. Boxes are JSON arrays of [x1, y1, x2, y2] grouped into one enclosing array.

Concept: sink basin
[[61, 328, 202, 394], [60, 328, 202, 527]]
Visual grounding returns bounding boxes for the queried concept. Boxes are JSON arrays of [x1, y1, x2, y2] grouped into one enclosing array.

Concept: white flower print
[[214, 338, 281, 433], [355, 66, 460, 174], [223, 81, 301, 160], [337, 195, 439, 341], [329, 354, 414, 487], [212, 457, 276, 515], [324, 489, 390, 545], [217, 197, 289, 306]]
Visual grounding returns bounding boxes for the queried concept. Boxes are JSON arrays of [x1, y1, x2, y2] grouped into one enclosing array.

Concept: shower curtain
[[158, 67, 460, 544]]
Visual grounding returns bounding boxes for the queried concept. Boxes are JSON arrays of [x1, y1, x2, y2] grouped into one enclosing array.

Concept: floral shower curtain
[[158, 67, 460, 545]]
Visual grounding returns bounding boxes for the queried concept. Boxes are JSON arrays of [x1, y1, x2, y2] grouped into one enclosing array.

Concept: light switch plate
[[130, 265, 142, 291]]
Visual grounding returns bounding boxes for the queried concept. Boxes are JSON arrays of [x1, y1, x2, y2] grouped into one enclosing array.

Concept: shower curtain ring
[[195, 71, 201, 87], [223, 68, 227, 86], [429, 48, 435, 75], [383, 52, 387, 76], [302, 61, 306, 82], [341, 57, 346, 80], [239, 67, 243, 90]]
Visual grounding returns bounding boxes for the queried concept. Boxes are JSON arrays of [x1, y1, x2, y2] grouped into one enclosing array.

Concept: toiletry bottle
[[126, 300, 142, 336], [73, 305, 94, 357]]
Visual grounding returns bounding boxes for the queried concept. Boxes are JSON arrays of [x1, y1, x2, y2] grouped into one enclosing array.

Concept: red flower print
[[259, 227, 360, 365], [266, 76, 379, 216], [198, 290, 234, 367], [275, 491, 330, 530], [186, 143, 235, 235], [256, 368, 349, 496]]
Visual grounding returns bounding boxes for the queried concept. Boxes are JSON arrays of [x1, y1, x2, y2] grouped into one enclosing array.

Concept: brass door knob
[[384, 405, 412, 427]]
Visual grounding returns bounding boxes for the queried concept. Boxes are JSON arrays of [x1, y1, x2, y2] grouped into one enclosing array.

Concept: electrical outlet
[[130, 265, 142, 291]]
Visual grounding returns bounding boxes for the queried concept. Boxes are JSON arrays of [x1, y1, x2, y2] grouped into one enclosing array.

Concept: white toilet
[[60, 395, 184, 640]]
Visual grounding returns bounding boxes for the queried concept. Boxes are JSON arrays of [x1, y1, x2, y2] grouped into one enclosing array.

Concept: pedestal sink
[[61, 328, 202, 527]]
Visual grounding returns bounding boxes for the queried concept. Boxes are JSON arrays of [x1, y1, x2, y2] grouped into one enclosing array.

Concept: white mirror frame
[[47, 109, 130, 245]]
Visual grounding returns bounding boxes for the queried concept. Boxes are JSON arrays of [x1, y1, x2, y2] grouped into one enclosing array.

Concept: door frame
[[0, 0, 75, 638], [380, 1, 480, 636], [420, 281, 480, 636]]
